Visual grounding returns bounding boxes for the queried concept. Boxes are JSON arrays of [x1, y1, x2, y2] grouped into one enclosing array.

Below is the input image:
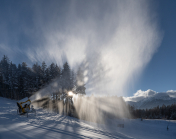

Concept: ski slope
[[0, 97, 176, 139]]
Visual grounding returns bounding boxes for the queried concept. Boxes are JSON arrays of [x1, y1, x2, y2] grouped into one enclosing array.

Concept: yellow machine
[[17, 97, 36, 117]]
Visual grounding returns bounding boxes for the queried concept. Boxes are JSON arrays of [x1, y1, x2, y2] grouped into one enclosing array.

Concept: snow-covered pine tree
[[55, 64, 61, 78], [49, 63, 58, 81], [27, 67, 36, 96], [45, 67, 50, 84], [0, 64, 3, 97], [0, 55, 10, 98], [32, 62, 42, 91], [17, 64, 23, 99], [61, 62, 71, 90], [21, 62, 29, 97], [8, 62, 17, 99], [0, 55, 9, 83], [76, 67, 86, 95], [70, 70, 76, 90], [41, 61, 47, 85]]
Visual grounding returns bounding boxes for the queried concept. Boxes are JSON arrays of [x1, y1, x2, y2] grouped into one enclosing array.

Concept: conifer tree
[[61, 62, 71, 90], [41, 61, 47, 84], [1, 55, 10, 84], [0, 55, 88, 100], [70, 70, 76, 89], [76, 67, 86, 95]]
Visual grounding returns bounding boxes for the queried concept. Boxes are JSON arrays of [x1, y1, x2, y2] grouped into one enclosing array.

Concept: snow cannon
[[17, 97, 36, 117]]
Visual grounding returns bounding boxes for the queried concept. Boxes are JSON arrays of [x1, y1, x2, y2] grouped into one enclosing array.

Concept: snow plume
[[30, 79, 62, 101], [25, 0, 162, 97], [74, 96, 131, 123], [31, 94, 131, 123]]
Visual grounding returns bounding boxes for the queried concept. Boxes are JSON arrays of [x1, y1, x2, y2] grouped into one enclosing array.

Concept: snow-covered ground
[[0, 97, 176, 139]]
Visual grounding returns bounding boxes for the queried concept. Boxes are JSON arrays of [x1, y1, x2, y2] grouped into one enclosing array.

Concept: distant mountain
[[126, 92, 176, 109]]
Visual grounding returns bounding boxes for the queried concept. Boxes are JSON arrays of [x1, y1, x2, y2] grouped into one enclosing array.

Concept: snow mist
[[73, 95, 130, 123], [27, 0, 162, 96], [29, 0, 162, 123]]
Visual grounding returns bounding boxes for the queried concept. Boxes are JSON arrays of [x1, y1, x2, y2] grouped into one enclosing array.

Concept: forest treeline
[[0, 55, 86, 100], [128, 103, 176, 120], [1, 55, 176, 120]]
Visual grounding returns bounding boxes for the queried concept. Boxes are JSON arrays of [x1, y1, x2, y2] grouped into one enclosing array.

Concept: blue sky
[[132, 0, 176, 94], [0, 0, 175, 96]]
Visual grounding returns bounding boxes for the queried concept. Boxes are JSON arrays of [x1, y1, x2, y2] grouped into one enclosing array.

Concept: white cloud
[[166, 90, 176, 98], [134, 89, 156, 97], [124, 89, 157, 102], [124, 89, 176, 102]]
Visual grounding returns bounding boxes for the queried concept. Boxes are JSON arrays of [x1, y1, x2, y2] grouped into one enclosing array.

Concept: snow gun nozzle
[[68, 91, 74, 96]]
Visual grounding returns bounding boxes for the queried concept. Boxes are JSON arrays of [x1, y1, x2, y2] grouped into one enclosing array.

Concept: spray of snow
[[29, 0, 163, 122], [0, 0, 162, 96], [73, 96, 130, 123], [27, 0, 162, 96]]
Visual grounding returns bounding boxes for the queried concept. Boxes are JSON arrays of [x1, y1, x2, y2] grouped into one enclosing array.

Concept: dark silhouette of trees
[[1, 55, 176, 120], [76, 67, 86, 95], [129, 103, 176, 120], [61, 62, 71, 90], [0, 55, 86, 100]]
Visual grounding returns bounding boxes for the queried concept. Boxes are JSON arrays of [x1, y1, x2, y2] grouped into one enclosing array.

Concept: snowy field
[[0, 97, 176, 139]]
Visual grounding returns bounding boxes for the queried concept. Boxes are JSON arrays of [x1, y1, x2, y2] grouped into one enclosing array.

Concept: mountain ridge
[[125, 90, 176, 109]]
